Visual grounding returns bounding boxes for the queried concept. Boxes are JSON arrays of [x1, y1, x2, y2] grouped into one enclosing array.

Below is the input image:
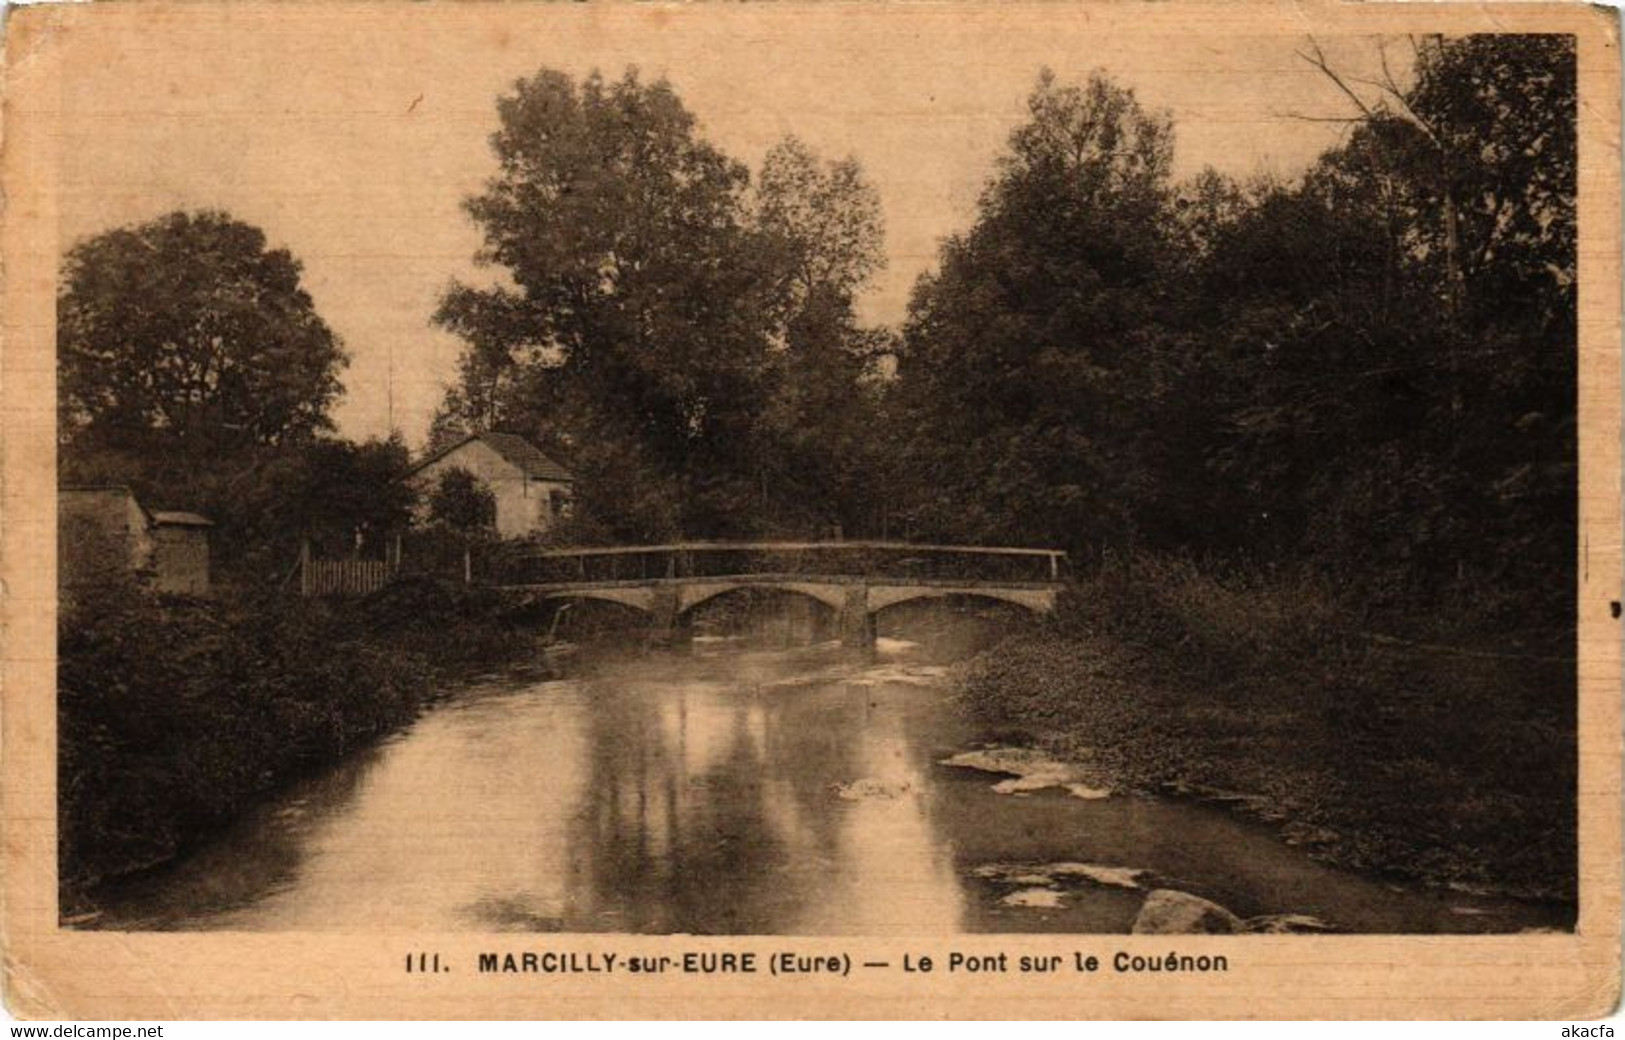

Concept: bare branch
[[1299, 35, 1443, 152], [1279, 114, 1365, 125], [1296, 37, 1377, 119], [1377, 38, 1402, 99], [1342, 73, 1396, 93]]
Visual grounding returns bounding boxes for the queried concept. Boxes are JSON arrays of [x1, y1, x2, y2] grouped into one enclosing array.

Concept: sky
[[52, 7, 1405, 449]]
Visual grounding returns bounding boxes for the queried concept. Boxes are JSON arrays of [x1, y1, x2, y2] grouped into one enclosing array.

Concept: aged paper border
[[2, 1, 1619, 1020]]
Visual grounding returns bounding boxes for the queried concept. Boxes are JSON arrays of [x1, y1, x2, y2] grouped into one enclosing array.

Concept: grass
[[957, 553, 1577, 901]]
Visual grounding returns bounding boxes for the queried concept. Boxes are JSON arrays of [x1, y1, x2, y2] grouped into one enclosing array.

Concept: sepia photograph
[[3, 0, 1620, 1020]]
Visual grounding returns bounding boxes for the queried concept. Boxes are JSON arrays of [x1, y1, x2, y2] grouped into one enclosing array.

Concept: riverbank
[[58, 575, 536, 907], [956, 555, 1577, 904], [75, 631, 1572, 934]]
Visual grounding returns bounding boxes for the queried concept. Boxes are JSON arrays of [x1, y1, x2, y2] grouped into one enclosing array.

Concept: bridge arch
[[678, 580, 846, 616], [539, 587, 657, 615]]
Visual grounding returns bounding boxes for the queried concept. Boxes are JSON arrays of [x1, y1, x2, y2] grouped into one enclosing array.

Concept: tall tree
[[436, 74, 898, 541], [752, 137, 890, 536], [1197, 34, 1576, 620], [436, 68, 779, 540], [59, 210, 346, 459], [755, 136, 885, 310], [890, 70, 1181, 553]]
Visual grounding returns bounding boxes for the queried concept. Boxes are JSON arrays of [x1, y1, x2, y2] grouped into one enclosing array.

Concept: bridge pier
[[838, 585, 875, 650]]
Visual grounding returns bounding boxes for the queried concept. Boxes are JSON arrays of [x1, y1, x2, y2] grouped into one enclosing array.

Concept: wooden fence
[[294, 536, 471, 597]]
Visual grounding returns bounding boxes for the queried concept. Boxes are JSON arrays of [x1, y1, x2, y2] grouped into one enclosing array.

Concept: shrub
[[958, 551, 1577, 898], [428, 467, 497, 533], [57, 575, 529, 891]]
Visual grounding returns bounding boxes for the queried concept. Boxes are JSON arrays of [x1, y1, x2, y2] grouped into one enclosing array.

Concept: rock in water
[[940, 747, 1113, 800], [1131, 889, 1243, 934], [833, 777, 913, 801], [1001, 888, 1066, 909]]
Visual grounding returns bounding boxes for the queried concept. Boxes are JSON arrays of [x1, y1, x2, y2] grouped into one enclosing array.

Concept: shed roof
[[62, 487, 212, 528], [412, 432, 575, 482]]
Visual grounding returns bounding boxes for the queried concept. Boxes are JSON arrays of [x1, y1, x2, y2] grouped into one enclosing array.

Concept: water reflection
[[554, 649, 969, 933], [81, 742, 391, 929], [789, 685, 965, 933]]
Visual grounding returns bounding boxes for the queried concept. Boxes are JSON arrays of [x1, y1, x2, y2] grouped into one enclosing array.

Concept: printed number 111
[[406, 952, 444, 973]]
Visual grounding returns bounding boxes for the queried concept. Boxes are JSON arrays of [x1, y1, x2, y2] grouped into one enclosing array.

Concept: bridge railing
[[484, 541, 1066, 587]]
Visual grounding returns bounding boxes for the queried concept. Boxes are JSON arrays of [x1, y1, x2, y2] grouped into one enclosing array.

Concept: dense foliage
[[58, 576, 423, 887], [60, 211, 346, 455], [64, 429, 418, 581], [432, 70, 891, 540], [427, 467, 498, 533], [58, 572, 529, 892], [888, 38, 1575, 635]]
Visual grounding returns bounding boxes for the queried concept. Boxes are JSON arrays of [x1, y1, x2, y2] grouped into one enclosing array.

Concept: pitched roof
[[412, 432, 575, 482], [62, 488, 213, 527], [60, 486, 151, 528]]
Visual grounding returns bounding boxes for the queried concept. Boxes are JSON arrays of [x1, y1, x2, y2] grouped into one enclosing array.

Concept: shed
[[150, 511, 214, 595], [58, 486, 213, 595]]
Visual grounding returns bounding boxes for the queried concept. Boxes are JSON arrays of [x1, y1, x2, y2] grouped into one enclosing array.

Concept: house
[[408, 432, 574, 539], [59, 486, 213, 594]]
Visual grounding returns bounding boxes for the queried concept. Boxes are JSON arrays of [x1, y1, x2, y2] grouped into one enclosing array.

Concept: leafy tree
[[427, 468, 497, 534], [752, 137, 890, 536], [434, 72, 899, 542], [260, 436, 417, 557], [889, 69, 1181, 554], [1201, 35, 1577, 619], [755, 136, 885, 310], [59, 210, 346, 457], [58, 210, 361, 581]]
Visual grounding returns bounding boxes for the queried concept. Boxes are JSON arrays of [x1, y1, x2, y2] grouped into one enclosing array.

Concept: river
[[83, 635, 1572, 934]]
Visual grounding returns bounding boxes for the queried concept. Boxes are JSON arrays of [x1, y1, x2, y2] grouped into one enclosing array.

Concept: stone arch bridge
[[487, 541, 1066, 648]]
